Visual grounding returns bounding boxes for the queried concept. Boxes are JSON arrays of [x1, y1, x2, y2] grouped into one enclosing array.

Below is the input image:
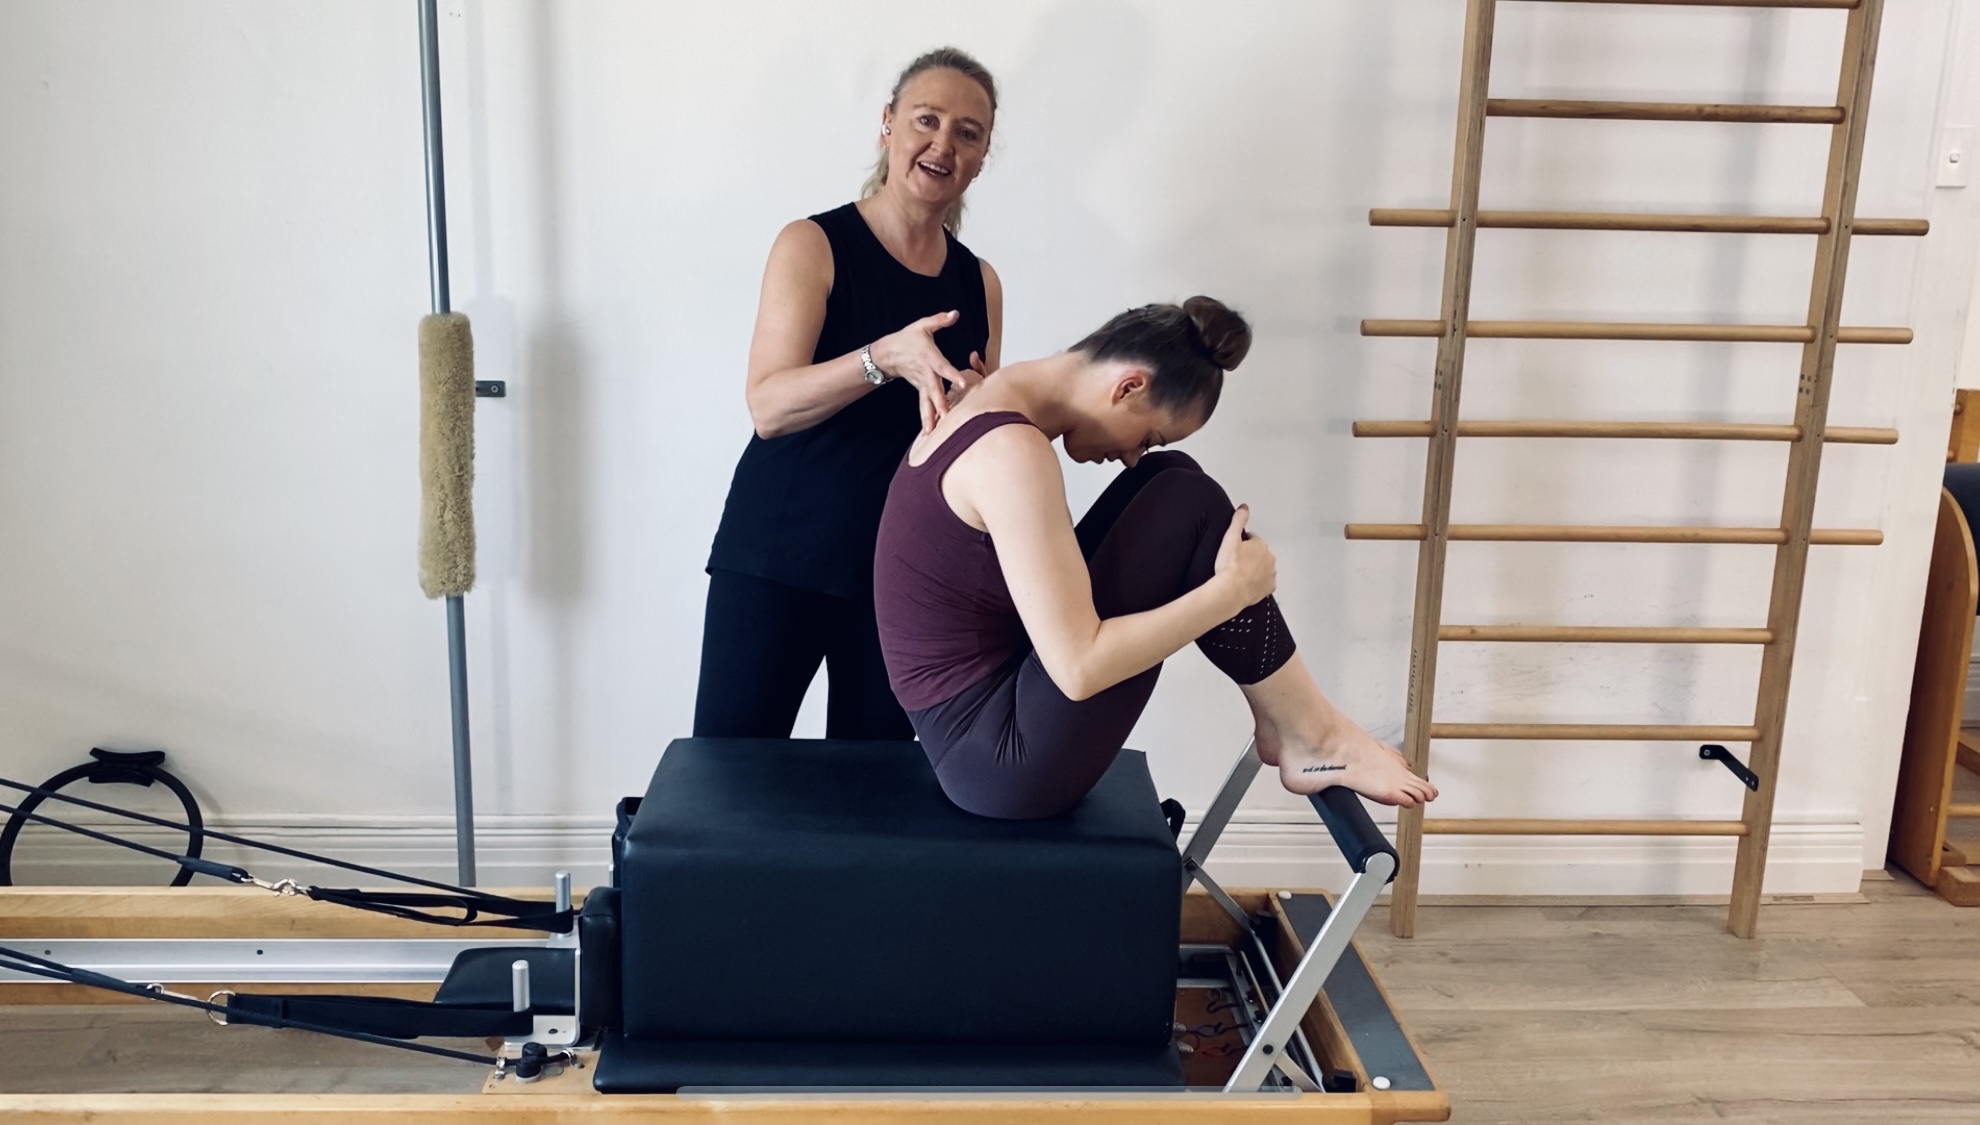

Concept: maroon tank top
[[874, 411, 1037, 711]]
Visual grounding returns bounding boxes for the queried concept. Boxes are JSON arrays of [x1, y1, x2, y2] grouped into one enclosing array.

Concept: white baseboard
[[1194, 814, 1864, 898], [7, 815, 618, 891], [10, 811, 1865, 899]]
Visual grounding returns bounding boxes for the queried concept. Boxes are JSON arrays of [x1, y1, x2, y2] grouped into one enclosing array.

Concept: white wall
[[3, 0, 1977, 896]]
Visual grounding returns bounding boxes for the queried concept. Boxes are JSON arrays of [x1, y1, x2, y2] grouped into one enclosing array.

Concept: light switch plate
[[1940, 128, 1973, 188]]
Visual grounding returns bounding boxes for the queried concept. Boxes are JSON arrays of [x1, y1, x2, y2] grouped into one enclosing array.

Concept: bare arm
[[949, 426, 1275, 701], [745, 221, 983, 439], [980, 259, 1003, 373], [743, 221, 862, 438]]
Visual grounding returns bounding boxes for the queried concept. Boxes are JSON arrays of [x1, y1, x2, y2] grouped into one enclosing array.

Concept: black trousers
[[692, 569, 915, 741], [909, 452, 1296, 819]]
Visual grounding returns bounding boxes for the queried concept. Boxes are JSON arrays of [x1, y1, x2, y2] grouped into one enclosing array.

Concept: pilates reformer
[[0, 736, 1448, 1123]]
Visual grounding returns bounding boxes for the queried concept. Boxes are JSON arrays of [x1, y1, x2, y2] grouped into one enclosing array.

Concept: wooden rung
[[1430, 723, 1761, 740], [1368, 208, 1922, 236], [1956, 730, 1980, 776], [1949, 803, 1980, 819], [1424, 818, 1749, 836], [1351, 420, 1898, 444], [1526, 1, 1859, 9], [1440, 625, 1772, 643], [1344, 523, 1883, 546], [1487, 98, 1843, 124], [1362, 319, 1911, 344]]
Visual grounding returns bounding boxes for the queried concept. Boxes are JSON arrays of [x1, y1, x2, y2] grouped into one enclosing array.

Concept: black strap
[[0, 769, 570, 923], [305, 887, 575, 933], [222, 992, 532, 1039], [0, 944, 498, 1066], [0, 797, 201, 871], [0, 749, 203, 887], [0, 787, 574, 933], [0, 798, 574, 934]]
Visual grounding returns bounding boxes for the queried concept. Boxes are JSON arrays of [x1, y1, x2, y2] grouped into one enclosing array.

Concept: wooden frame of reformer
[[1350, 0, 1918, 938], [0, 886, 1451, 1124]]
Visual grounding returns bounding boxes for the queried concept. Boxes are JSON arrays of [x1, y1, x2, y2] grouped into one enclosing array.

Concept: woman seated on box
[[872, 297, 1437, 819]]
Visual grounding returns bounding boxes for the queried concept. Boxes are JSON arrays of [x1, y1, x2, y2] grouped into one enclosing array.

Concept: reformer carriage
[[0, 737, 1449, 1123]]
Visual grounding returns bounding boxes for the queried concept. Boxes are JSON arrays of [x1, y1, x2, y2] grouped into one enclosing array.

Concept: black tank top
[[707, 202, 990, 600]]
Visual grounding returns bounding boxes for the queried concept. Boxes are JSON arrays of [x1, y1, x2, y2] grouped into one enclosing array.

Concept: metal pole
[[418, 0, 451, 315], [445, 597, 475, 886], [419, 0, 474, 886]]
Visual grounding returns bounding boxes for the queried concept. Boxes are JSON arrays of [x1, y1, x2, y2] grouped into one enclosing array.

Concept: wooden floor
[[1357, 873, 1980, 1123], [4, 873, 1978, 1123]]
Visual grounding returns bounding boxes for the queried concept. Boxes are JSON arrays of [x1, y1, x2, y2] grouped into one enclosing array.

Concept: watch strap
[[860, 344, 888, 385]]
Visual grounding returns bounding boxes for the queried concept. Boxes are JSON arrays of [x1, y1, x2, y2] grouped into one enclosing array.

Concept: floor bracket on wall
[[474, 381, 507, 398], [1701, 745, 1760, 792]]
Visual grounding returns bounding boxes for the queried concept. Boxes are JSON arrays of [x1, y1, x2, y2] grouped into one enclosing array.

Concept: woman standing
[[696, 48, 1003, 740]]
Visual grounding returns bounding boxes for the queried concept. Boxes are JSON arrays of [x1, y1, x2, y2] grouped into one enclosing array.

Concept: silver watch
[[860, 344, 890, 385]]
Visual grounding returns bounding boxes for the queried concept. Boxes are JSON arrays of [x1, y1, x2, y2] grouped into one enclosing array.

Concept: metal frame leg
[[1180, 738, 1263, 898], [1180, 740, 1321, 1089], [1178, 738, 1403, 1092], [1223, 851, 1397, 1092]]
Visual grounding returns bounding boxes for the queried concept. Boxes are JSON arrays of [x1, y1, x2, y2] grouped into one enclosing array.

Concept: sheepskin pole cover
[[418, 312, 476, 599]]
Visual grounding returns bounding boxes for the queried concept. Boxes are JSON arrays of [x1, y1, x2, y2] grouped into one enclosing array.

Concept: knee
[[1133, 457, 1233, 518], [1133, 450, 1202, 476]]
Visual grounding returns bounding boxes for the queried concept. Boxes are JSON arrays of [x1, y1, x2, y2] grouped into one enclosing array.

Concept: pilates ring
[[0, 748, 205, 887]]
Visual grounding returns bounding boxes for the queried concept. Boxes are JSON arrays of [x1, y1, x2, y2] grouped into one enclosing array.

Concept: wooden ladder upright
[[1352, 0, 1925, 938]]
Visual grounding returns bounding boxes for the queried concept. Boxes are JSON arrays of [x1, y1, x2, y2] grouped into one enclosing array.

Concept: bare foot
[[1265, 723, 1438, 808], [1236, 651, 1436, 806], [1252, 715, 1283, 767]]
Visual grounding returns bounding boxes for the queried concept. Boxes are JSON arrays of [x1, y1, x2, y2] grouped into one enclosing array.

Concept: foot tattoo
[[1271, 732, 1438, 807]]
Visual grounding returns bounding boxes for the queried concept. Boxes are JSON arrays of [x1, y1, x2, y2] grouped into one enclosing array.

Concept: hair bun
[[1182, 296, 1251, 371]]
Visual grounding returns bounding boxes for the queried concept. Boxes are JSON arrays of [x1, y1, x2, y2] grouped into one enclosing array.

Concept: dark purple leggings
[[909, 452, 1297, 819]]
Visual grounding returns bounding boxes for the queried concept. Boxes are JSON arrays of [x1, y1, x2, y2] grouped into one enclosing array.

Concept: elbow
[[746, 395, 789, 440], [1050, 660, 1102, 703]]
